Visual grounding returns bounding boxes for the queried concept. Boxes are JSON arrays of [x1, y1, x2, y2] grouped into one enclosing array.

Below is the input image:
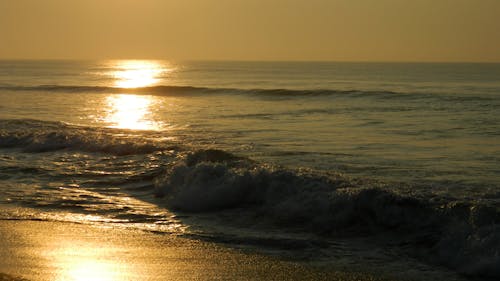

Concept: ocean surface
[[1, 60, 499, 280]]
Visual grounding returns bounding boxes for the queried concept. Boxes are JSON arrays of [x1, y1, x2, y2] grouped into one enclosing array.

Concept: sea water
[[1, 60, 499, 279]]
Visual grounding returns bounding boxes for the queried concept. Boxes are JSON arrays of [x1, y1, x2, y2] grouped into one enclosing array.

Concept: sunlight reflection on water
[[104, 94, 162, 130], [52, 239, 133, 281], [111, 60, 170, 89], [99, 60, 171, 130]]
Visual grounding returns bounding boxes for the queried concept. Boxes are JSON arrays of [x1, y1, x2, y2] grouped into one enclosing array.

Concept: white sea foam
[[154, 149, 500, 278], [0, 119, 173, 155]]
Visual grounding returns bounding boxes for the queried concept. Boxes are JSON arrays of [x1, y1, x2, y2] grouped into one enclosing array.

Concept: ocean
[[0, 60, 499, 280]]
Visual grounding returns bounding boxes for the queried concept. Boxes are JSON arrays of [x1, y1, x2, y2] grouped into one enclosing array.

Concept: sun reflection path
[[105, 94, 162, 130], [50, 235, 133, 281], [64, 260, 121, 281], [112, 60, 168, 88]]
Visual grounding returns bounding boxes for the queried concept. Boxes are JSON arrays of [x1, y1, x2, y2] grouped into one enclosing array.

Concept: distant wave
[[0, 84, 405, 97], [0, 84, 207, 94], [3, 84, 496, 103]]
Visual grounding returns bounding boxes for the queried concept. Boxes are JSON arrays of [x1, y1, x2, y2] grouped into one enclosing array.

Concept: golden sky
[[1, 0, 499, 62]]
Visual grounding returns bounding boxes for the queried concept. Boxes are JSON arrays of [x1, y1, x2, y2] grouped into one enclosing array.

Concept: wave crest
[[155, 149, 500, 278], [0, 84, 401, 97], [0, 119, 173, 155]]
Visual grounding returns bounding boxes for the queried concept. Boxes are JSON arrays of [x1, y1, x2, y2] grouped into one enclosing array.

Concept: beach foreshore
[[0, 220, 387, 281]]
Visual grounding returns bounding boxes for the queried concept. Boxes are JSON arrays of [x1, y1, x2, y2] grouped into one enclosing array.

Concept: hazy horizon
[[1, 0, 499, 62], [3, 58, 500, 63]]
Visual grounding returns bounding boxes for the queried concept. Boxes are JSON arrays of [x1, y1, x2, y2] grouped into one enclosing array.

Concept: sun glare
[[105, 94, 161, 130], [50, 240, 133, 281], [65, 260, 118, 281], [112, 60, 167, 88]]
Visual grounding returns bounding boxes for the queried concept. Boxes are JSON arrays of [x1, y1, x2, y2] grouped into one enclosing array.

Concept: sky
[[0, 0, 499, 62]]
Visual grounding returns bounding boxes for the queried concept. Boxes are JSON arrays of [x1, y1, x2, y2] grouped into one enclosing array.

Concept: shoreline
[[0, 219, 389, 281]]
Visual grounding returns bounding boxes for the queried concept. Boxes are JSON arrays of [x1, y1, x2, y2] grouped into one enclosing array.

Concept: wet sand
[[0, 220, 386, 281]]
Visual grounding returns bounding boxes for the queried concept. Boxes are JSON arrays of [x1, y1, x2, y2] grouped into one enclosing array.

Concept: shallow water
[[1, 60, 499, 280]]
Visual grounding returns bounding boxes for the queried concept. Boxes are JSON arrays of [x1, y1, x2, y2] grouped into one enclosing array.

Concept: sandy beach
[[0, 220, 387, 281]]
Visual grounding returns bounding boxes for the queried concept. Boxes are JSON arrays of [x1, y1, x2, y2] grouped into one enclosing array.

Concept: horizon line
[[0, 57, 499, 64]]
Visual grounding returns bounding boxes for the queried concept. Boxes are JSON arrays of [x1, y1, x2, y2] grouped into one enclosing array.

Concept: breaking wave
[[0, 119, 174, 155], [1, 118, 499, 279], [154, 149, 500, 279]]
